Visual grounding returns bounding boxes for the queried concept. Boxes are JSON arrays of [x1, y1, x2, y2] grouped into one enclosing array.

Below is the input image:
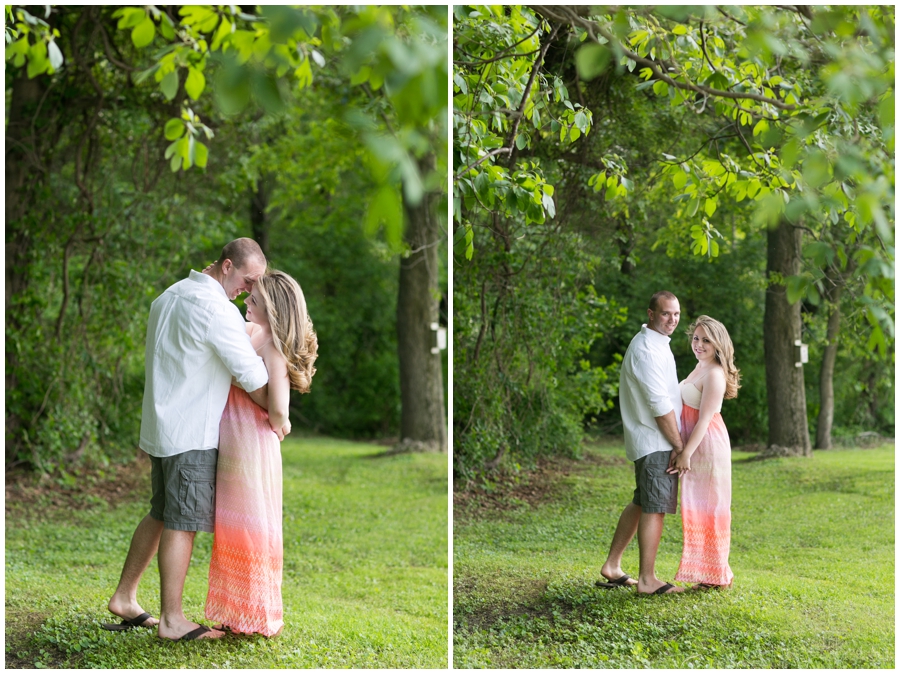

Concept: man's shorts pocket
[[178, 467, 215, 518], [646, 475, 670, 504]]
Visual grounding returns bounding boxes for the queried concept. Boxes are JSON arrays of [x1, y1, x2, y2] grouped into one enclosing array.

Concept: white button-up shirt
[[619, 324, 683, 462], [139, 270, 269, 458]]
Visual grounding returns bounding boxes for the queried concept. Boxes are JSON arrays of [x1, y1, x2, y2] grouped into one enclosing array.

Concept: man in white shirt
[[104, 238, 282, 641], [597, 291, 685, 595]]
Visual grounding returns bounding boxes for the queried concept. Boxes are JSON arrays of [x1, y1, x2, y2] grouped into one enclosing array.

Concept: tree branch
[[528, 5, 799, 111], [699, 21, 720, 74], [454, 147, 512, 181], [504, 23, 560, 167], [455, 47, 541, 67]]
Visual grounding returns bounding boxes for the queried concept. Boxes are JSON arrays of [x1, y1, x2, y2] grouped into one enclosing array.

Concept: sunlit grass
[[6, 437, 448, 668], [454, 442, 894, 668]]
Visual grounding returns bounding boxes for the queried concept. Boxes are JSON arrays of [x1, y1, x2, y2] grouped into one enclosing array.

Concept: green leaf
[[251, 71, 284, 113], [164, 118, 185, 140], [803, 242, 835, 267], [115, 7, 146, 29], [366, 184, 403, 249], [159, 15, 176, 40], [194, 141, 208, 168], [263, 5, 316, 42], [295, 58, 313, 90], [185, 67, 205, 101], [574, 110, 588, 132], [574, 42, 610, 81], [807, 283, 820, 305], [216, 58, 251, 114], [351, 66, 372, 87], [160, 70, 178, 100], [132, 17, 155, 48], [164, 139, 179, 159], [785, 275, 807, 304], [704, 197, 717, 217], [179, 6, 219, 33], [26, 41, 48, 79]]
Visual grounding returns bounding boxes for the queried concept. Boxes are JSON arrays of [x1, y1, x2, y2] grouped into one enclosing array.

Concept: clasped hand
[[667, 446, 691, 475], [272, 419, 291, 442]]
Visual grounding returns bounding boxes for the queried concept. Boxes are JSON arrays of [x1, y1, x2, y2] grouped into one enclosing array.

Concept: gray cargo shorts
[[632, 449, 678, 514], [148, 448, 218, 533]]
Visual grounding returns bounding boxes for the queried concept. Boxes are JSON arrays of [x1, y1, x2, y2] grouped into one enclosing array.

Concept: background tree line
[[6, 5, 448, 473], [453, 5, 893, 479]]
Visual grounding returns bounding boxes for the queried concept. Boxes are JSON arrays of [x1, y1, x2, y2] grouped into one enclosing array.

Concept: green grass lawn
[[6, 437, 448, 668], [453, 442, 894, 668]]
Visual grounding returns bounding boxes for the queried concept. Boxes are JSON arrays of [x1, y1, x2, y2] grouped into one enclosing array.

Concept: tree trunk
[[396, 186, 446, 453], [763, 221, 811, 456], [6, 73, 45, 313], [814, 269, 843, 450], [6, 71, 46, 465]]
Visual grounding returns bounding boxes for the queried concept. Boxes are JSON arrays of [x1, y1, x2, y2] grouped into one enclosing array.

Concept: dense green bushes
[[453, 229, 624, 479], [5, 8, 414, 471]]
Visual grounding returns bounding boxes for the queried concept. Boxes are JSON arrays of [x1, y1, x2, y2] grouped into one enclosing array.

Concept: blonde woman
[[667, 316, 739, 590], [205, 270, 318, 636]]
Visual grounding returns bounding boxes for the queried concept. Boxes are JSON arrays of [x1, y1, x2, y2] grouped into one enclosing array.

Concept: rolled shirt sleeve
[[633, 355, 675, 418], [208, 307, 269, 393]]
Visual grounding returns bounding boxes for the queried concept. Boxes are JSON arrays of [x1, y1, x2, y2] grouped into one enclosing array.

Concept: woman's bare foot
[[691, 582, 731, 592]]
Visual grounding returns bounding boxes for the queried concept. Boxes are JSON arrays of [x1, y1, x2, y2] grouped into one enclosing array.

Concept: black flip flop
[[101, 612, 155, 631], [637, 582, 678, 596], [595, 574, 635, 589], [179, 625, 216, 641]]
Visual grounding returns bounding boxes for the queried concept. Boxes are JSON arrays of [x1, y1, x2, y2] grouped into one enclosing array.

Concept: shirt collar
[[641, 323, 671, 345], [189, 269, 228, 299]]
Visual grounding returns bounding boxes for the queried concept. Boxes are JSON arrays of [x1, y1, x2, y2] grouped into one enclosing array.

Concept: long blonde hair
[[256, 270, 318, 393], [689, 315, 741, 399]]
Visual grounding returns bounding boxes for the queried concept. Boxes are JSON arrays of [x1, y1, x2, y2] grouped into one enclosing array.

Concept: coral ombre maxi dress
[[205, 385, 284, 636], [674, 380, 735, 587]]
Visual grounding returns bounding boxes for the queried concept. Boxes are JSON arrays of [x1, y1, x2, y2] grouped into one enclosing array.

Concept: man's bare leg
[[156, 529, 223, 640], [600, 502, 640, 585], [107, 514, 163, 627], [636, 512, 682, 594]]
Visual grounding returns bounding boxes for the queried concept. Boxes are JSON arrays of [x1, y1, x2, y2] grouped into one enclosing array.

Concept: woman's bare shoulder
[[707, 365, 727, 389], [261, 341, 288, 376]]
